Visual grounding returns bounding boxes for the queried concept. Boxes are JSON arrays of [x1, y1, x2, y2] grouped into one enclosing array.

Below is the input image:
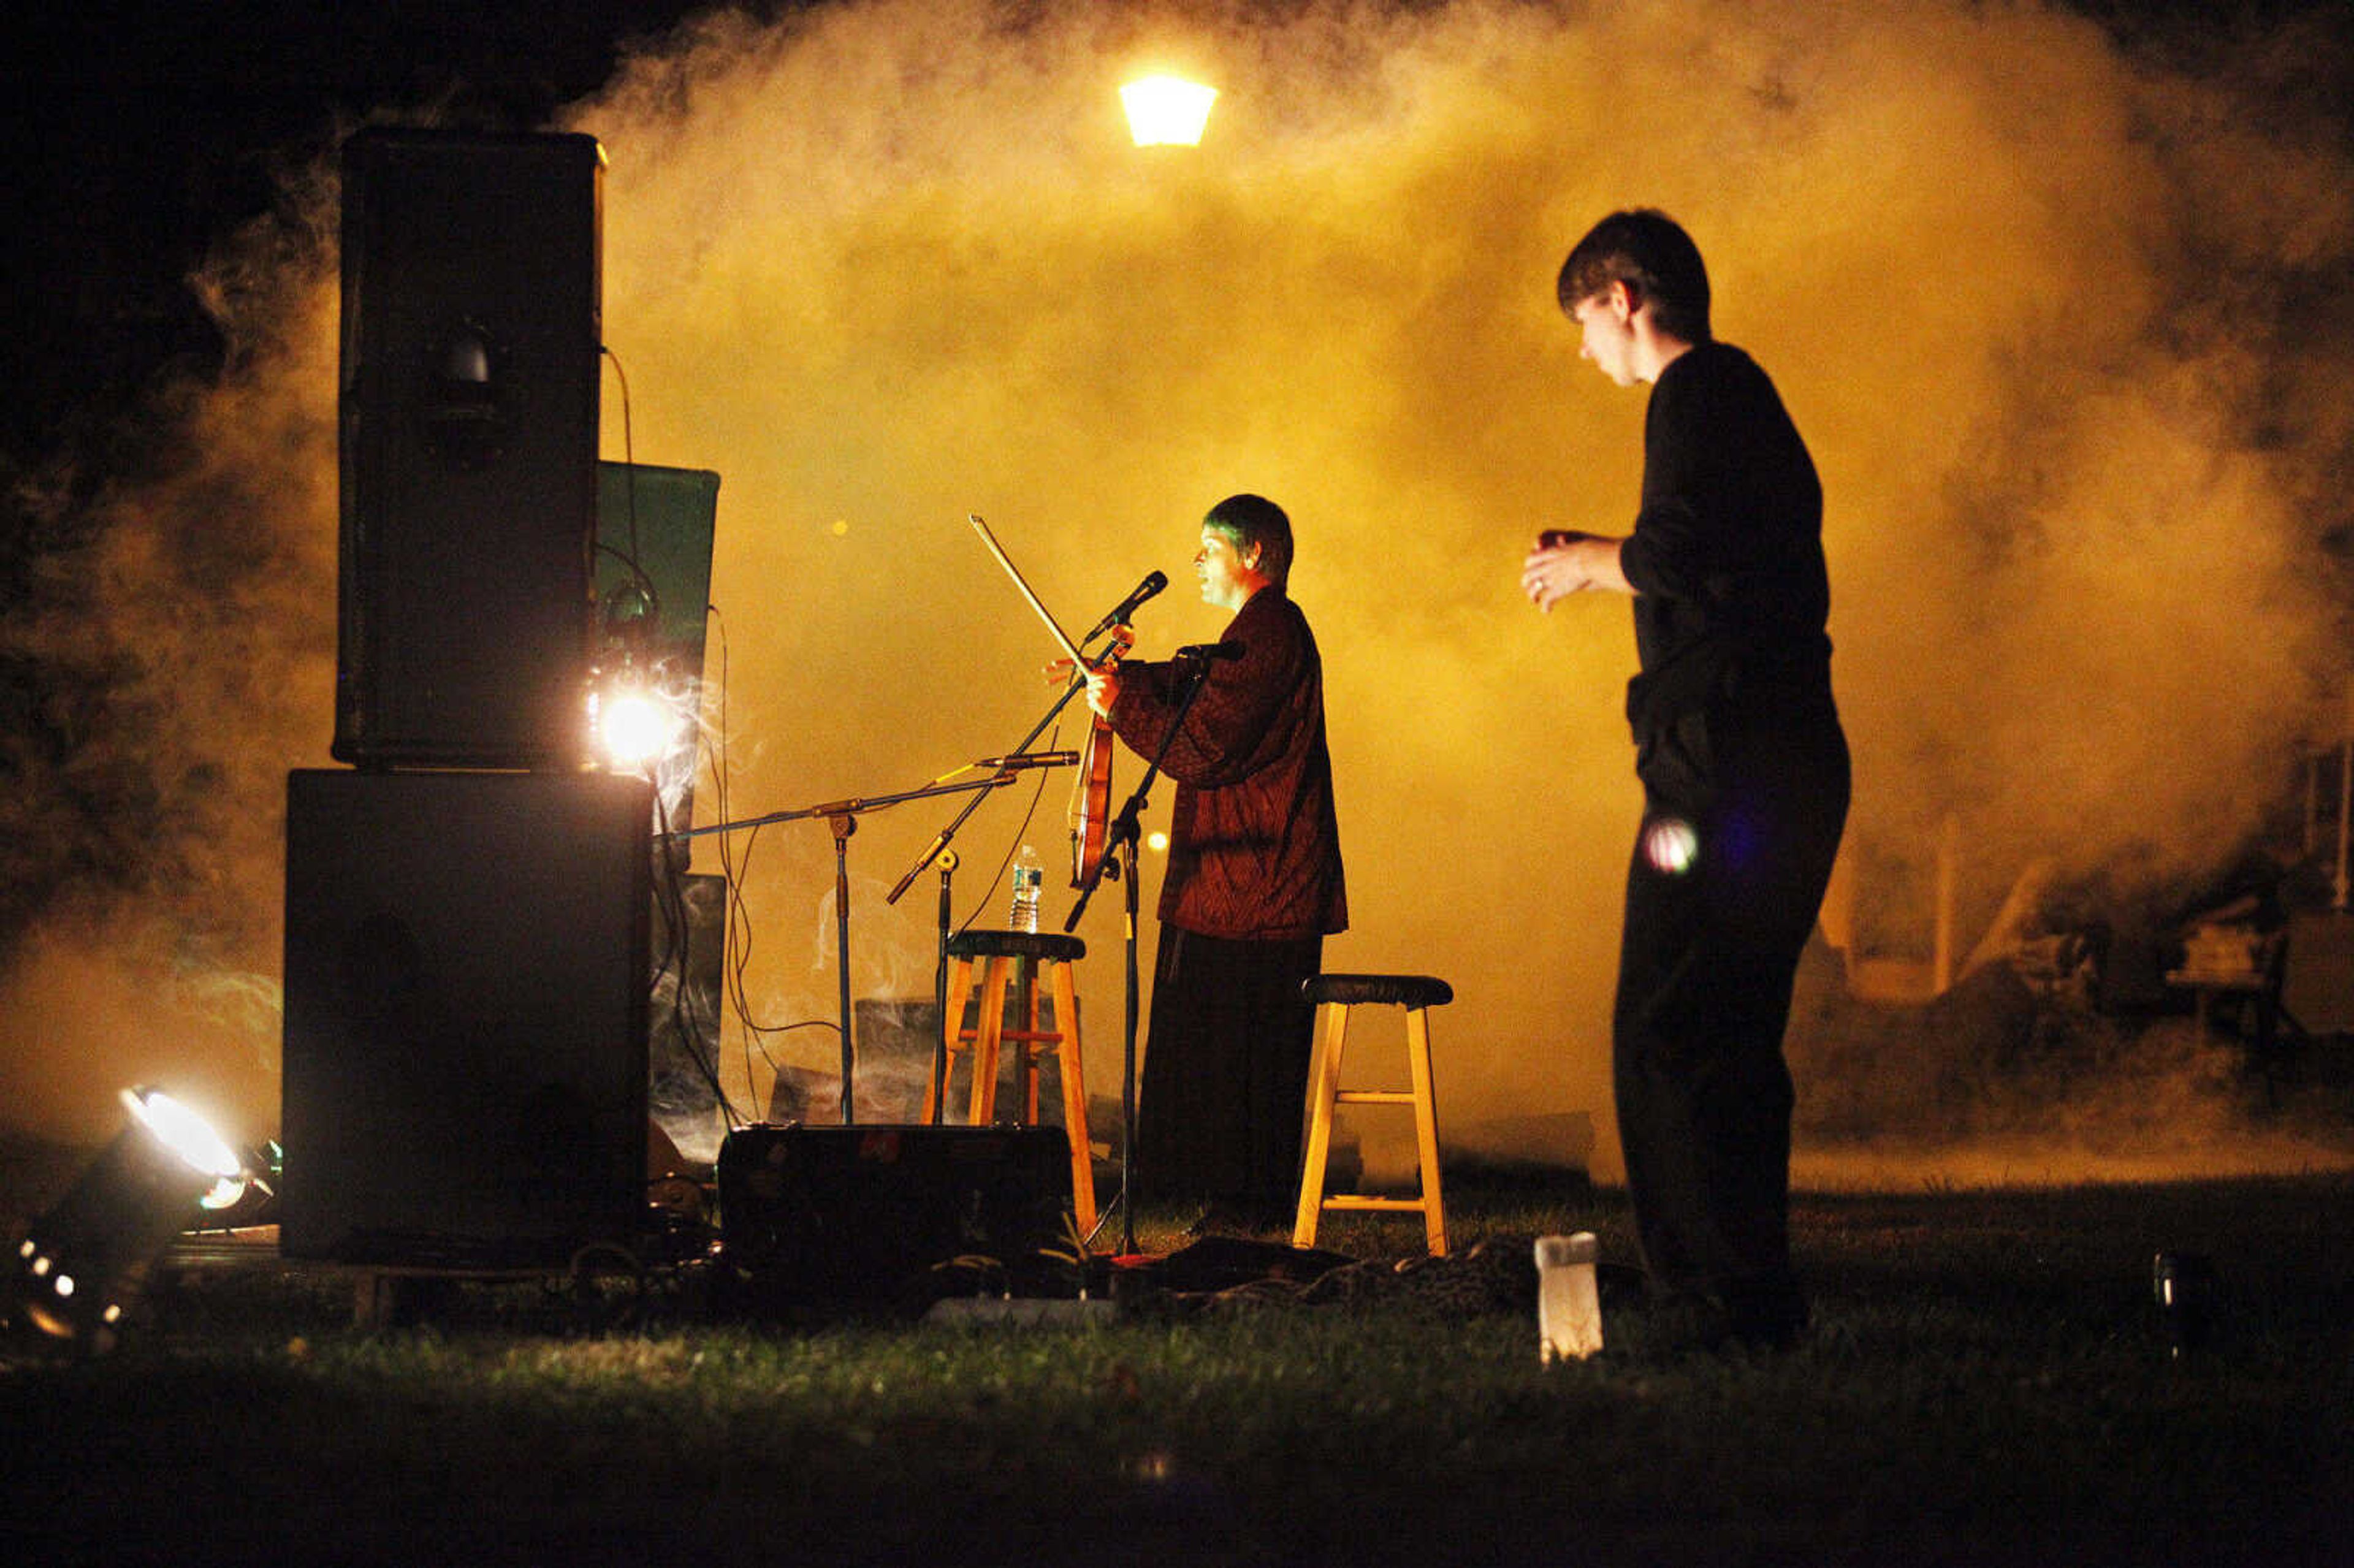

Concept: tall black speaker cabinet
[[335, 127, 604, 768], [280, 769, 652, 1266]]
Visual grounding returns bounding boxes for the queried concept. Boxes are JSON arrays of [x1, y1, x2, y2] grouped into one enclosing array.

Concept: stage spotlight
[[590, 581, 693, 774], [190, 1138, 281, 1231], [10, 1088, 246, 1352], [1121, 74, 1217, 147]]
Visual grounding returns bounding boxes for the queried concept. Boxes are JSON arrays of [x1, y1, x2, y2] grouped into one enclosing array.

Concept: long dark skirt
[[1135, 925, 1324, 1211]]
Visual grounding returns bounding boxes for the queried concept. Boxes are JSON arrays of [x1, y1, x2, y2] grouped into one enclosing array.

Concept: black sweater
[[1619, 340, 1837, 753]]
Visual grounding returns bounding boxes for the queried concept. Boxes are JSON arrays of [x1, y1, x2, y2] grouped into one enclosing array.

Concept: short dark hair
[[1203, 493, 1293, 586], [1556, 208, 1712, 344]]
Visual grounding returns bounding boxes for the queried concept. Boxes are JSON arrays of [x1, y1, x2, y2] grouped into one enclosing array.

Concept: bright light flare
[[124, 1088, 242, 1186], [125, 1087, 246, 1212], [1641, 815, 1699, 876], [598, 688, 678, 769], [1121, 75, 1217, 147], [589, 652, 698, 774]]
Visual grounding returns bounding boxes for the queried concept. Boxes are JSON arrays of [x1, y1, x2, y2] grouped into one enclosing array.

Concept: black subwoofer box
[[716, 1124, 1074, 1304], [280, 769, 652, 1266]]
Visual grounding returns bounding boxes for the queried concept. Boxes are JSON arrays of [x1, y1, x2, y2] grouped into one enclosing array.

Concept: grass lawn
[[2, 1165, 2349, 1567]]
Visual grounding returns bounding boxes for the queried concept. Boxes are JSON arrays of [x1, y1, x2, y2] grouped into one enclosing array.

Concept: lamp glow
[[598, 687, 676, 769], [1121, 75, 1217, 147], [127, 1084, 245, 1203]]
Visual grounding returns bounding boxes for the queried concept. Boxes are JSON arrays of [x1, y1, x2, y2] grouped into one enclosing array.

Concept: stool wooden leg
[[969, 956, 1014, 1124], [925, 958, 980, 1125], [1018, 960, 1043, 1125], [1292, 1002, 1351, 1249], [1406, 1006, 1447, 1257], [1046, 960, 1097, 1235]]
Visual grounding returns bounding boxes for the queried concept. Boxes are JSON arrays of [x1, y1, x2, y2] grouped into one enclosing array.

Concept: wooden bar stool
[[1292, 973, 1452, 1256], [923, 929, 1096, 1233]]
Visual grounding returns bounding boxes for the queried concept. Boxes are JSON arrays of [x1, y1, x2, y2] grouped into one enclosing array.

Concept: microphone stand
[[1067, 649, 1219, 1256], [928, 846, 957, 1125], [668, 771, 1022, 1126], [883, 676, 1091, 908], [905, 535, 1165, 1241], [883, 637, 1108, 1137]]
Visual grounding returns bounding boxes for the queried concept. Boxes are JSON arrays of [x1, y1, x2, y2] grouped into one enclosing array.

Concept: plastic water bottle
[[1534, 1232, 1603, 1361], [1009, 844, 1043, 933]]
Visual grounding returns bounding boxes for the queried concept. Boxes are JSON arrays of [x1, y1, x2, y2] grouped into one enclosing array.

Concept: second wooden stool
[[1292, 972, 1452, 1256]]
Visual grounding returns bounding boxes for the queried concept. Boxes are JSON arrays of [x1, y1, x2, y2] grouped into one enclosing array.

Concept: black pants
[[1613, 714, 1848, 1327], [1137, 926, 1324, 1211]]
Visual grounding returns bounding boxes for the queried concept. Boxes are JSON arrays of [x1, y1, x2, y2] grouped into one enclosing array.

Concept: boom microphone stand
[[883, 747, 1084, 1122], [1066, 647, 1219, 1256], [951, 514, 1178, 1246], [668, 770, 1026, 1125]]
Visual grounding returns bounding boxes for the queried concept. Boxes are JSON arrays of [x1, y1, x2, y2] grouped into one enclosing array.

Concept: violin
[[1048, 624, 1133, 888]]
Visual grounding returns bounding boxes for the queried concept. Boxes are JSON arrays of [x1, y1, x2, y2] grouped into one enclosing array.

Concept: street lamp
[[1121, 74, 1218, 147]]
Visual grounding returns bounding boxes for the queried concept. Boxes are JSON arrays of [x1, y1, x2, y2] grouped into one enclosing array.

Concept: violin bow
[[968, 512, 1091, 671]]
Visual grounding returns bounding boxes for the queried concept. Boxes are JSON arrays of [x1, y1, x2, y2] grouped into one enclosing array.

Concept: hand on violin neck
[[1045, 623, 1134, 688], [1085, 667, 1122, 718]]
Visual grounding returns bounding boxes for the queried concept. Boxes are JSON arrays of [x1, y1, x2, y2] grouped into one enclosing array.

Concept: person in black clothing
[[1522, 209, 1848, 1348], [1087, 494, 1347, 1232]]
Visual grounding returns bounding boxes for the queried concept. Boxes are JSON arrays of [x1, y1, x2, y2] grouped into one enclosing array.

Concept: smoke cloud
[[4, 0, 2352, 1184], [0, 169, 341, 1146]]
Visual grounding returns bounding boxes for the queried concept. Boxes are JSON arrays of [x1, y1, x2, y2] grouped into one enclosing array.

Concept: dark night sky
[[2, 1, 725, 468], [0, 1, 717, 956], [6, 0, 2347, 478]]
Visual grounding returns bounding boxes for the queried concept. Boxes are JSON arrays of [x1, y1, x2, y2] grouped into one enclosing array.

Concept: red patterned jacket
[[1108, 587, 1347, 942]]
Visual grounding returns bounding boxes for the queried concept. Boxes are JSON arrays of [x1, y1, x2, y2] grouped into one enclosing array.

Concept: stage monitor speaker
[[335, 126, 604, 768], [280, 768, 653, 1266], [716, 1124, 1073, 1306]]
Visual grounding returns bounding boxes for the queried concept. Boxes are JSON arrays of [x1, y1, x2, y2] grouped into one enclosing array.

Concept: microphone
[[975, 751, 1080, 771], [1084, 571, 1168, 641], [1174, 641, 1246, 663]]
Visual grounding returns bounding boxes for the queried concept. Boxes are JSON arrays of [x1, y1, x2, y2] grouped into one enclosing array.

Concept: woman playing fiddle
[[1084, 493, 1347, 1234]]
